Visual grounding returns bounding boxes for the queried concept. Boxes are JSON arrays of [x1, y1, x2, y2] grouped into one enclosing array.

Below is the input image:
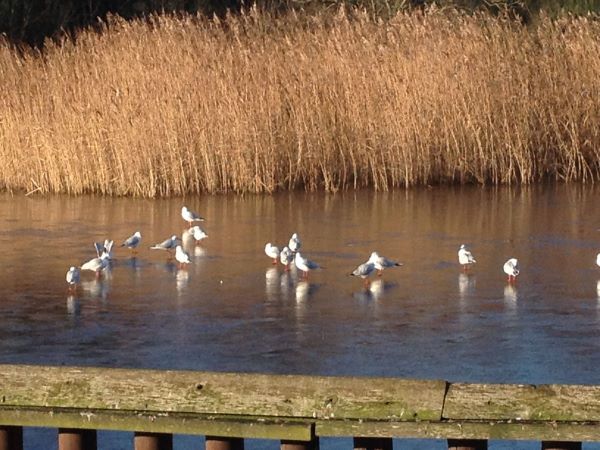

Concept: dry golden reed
[[0, 7, 599, 196]]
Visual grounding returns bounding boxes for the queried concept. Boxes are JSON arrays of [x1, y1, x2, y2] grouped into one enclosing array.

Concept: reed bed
[[0, 8, 599, 196]]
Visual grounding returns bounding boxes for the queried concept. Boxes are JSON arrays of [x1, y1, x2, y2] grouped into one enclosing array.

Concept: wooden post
[[447, 439, 488, 450], [0, 426, 23, 450], [58, 428, 97, 450], [205, 436, 244, 450], [541, 442, 582, 450], [353, 437, 393, 450], [281, 438, 319, 450], [134, 432, 173, 450]]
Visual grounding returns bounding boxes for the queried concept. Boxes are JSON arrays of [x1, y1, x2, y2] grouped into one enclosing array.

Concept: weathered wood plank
[[444, 383, 600, 421], [0, 408, 313, 440], [0, 365, 445, 421], [317, 420, 600, 441]]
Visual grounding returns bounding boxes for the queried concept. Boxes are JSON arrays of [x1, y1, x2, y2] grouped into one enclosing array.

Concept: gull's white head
[[69, 266, 76, 271], [171, 235, 178, 241], [182, 206, 188, 213], [460, 244, 466, 249], [134, 231, 141, 238]]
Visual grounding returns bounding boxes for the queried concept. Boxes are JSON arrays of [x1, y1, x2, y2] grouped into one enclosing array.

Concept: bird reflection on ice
[[295, 281, 319, 303], [193, 246, 206, 258], [504, 284, 518, 304], [265, 267, 279, 300], [123, 257, 141, 271], [279, 271, 295, 297], [66, 295, 81, 315], [81, 272, 111, 301], [353, 279, 397, 302], [458, 273, 476, 298], [176, 269, 189, 294]]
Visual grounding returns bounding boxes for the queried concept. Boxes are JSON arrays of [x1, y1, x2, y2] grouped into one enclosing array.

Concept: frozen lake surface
[[1, 185, 600, 449]]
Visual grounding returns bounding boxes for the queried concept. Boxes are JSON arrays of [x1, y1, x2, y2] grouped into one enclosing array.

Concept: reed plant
[[0, 7, 599, 196]]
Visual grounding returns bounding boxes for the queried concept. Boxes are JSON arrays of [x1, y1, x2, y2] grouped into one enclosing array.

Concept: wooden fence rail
[[0, 365, 597, 449]]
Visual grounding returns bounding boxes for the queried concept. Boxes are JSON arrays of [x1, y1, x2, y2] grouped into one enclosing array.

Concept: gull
[[265, 243, 280, 265], [458, 244, 476, 270], [189, 226, 208, 242], [294, 252, 320, 278], [150, 235, 179, 251], [279, 246, 293, 270], [104, 240, 114, 259], [181, 206, 204, 226], [94, 240, 114, 260], [288, 233, 301, 253], [81, 253, 110, 276], [175, 245, 191, 268], [121, 231, 142, 251], [350, 261, 376, 286], [503, 258, 519, 282], [65, 266, 80, 290], [368, 251, 403, 276]]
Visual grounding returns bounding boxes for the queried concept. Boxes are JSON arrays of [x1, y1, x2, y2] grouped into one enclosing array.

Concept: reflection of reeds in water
[[1, 9, 600, 197]]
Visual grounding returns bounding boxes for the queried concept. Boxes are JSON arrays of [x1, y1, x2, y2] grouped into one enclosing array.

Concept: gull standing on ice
[[503, 258, 519, 282], [151, 235, 179, 252], [181, 206, 205, 227], [279, 246, 293, 270], [458, 244, 476, 270], [350, 261, 376, 286], [265, 243, 280, 265], [175, 245, 191, 267], [189, 226, 208, 243], [81, 252, 110, 276], [368, 252, 403, 276], [121, 231, 142, 252], [288, 233, 301, 253], [294, 252, 320, 278], [66, 266, 80, 290]]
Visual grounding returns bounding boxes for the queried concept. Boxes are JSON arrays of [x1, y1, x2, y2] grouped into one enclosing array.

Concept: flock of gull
[[64, 204, 600, 292], [65, 206, 208, 290], [266, 239, 520, 286]]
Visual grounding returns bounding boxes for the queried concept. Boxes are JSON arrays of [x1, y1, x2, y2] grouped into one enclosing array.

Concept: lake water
[[1, 185, 600, 449]]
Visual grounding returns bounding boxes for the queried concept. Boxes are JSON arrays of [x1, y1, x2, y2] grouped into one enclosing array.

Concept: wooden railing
[[0, 365, 596, 450]]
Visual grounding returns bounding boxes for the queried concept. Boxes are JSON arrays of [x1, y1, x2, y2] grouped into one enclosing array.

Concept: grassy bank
[[1, 8, 600, 196]]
